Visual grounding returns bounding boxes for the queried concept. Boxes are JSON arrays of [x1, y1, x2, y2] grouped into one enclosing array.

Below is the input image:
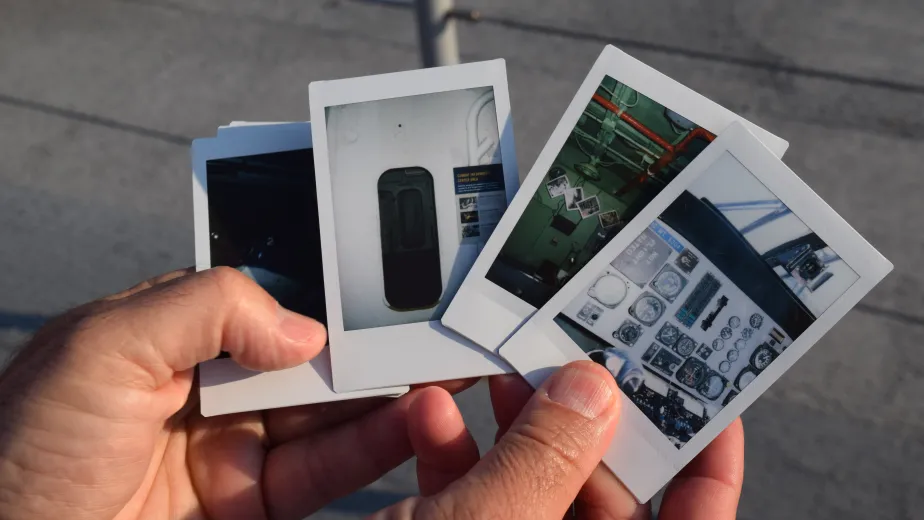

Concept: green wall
[[496, 78, 703, 279]]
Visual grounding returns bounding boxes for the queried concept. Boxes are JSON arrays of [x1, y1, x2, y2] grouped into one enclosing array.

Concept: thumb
[[382, 361, 621, 520], [45, 267, 326, 390]]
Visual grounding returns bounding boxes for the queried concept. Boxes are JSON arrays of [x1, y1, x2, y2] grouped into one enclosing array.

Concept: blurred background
[[1, 1, 922, 518]]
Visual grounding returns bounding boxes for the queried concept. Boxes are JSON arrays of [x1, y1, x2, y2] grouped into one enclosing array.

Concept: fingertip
[[411, 377, 480, 395], [488, 373, 532, 396], [488, 373, 533, 433], [408, 387, 479, 496], [210, 268, 326, 371], [275, 305, 328, 356], [408, 386, 462, 447]]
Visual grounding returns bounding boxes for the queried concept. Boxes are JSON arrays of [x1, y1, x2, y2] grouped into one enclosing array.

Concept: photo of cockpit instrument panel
[[554, 155, 859, 448]]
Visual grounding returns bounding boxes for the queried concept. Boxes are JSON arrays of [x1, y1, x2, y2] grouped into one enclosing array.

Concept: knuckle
[[203, 265, 250, 294], [199, 266, 257, 308]]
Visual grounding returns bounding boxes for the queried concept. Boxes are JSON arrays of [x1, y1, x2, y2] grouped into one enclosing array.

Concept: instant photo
[[324, 86, 506, 331], [496, 124, 890, 502], [440, 46, 789, 356], [554, 152, 859, 448], [207, 149, 325, 320], [191, 128, 409, 416], [310, 60, 519, 391]]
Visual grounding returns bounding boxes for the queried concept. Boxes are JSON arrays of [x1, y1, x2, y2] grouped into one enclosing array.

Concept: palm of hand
[[0, 270, 420, 520], [1, 339, 420, 520]]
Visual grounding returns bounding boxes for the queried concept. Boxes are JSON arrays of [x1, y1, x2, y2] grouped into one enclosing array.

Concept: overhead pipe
[[572, 127, 646, 174], [614, 127, 714, 197], [591, 94, 673, 151], [589, 92, 716, 196], [646, 127, 715, 178], [581, 110, 659, 160]]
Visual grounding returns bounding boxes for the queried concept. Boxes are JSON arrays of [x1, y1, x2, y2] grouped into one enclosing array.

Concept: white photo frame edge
[[309, 60, 520, 392], [191, 128, 409, 416], [499, 122, 892, 502], [441, 44, 791, 355]]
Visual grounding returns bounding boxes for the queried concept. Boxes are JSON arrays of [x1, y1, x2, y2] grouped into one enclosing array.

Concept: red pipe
[[615, 129, 715, 197], [590, 92, 716, 196], [591, 94, 673, 152], [647, 127, 716, 176]]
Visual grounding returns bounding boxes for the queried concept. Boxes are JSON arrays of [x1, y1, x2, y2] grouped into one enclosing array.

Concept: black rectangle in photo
[[206, 149, 325, 322]]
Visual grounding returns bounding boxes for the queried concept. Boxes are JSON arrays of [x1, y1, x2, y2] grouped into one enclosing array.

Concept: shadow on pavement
[[0, 311, 47, 332]]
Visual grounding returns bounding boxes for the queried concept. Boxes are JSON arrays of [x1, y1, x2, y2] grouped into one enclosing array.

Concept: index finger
[[658, 418, 745, 520]]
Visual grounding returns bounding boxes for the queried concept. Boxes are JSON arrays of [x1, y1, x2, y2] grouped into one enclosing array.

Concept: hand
[[0, 267, 473, 519], [375, 363, 744, 519]]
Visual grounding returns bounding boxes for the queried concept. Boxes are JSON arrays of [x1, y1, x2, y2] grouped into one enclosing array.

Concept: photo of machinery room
[[486, 76, 715, 308], [206, 149, 326, 324]]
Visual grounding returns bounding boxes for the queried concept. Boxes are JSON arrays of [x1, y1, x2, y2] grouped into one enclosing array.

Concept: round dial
[[719, 361, 731, 373], [728, 316, 741, 329], [657, 323, 680, 346], [735, 338, 747, 350], [613, 321, 641, 346], [712, 338, 725, 351], [741, 327, 753, 340], [699, 374, 725, 400], [749, 313, 764, 329], [727, 349, 739, 362], [751, 345, 778, 371], [631, 295, 665, 325], [737, 369, 757, 391], [652, 270, 684, 299], [720, 327, 733, 340], [589, 275, 628, 308], [676, 359, 707, 387], [675, 336, 696, 356]]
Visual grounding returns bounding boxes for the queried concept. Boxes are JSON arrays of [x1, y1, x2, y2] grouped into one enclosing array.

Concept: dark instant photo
[[207, 149, 325, 321]]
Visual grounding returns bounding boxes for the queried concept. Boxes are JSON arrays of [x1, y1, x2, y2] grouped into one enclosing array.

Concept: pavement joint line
[[114, 0, 924, 142], [119, 0, 924, 100], [353, 0, 924, 96], [0, 93, 190, 147], [115, 0, 420, 55]]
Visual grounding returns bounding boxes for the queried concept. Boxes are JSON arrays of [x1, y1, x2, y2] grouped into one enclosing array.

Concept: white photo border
[[440, 45, 791, 356], [309, 60, 519, 392], [498, 122, 892, 502], [191, 126, 409, 416]]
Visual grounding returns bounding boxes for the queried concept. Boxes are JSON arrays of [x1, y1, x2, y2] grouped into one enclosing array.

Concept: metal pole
[[414, 0, 460, 67]]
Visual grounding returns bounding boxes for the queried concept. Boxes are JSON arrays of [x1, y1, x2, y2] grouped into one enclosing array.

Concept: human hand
[[0, 267, 473, 519], [374, 362, 744, 519]]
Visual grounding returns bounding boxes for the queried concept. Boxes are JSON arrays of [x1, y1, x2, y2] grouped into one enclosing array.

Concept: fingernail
[[277, 304, 319, 343], [545, 366, 614, 419]]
